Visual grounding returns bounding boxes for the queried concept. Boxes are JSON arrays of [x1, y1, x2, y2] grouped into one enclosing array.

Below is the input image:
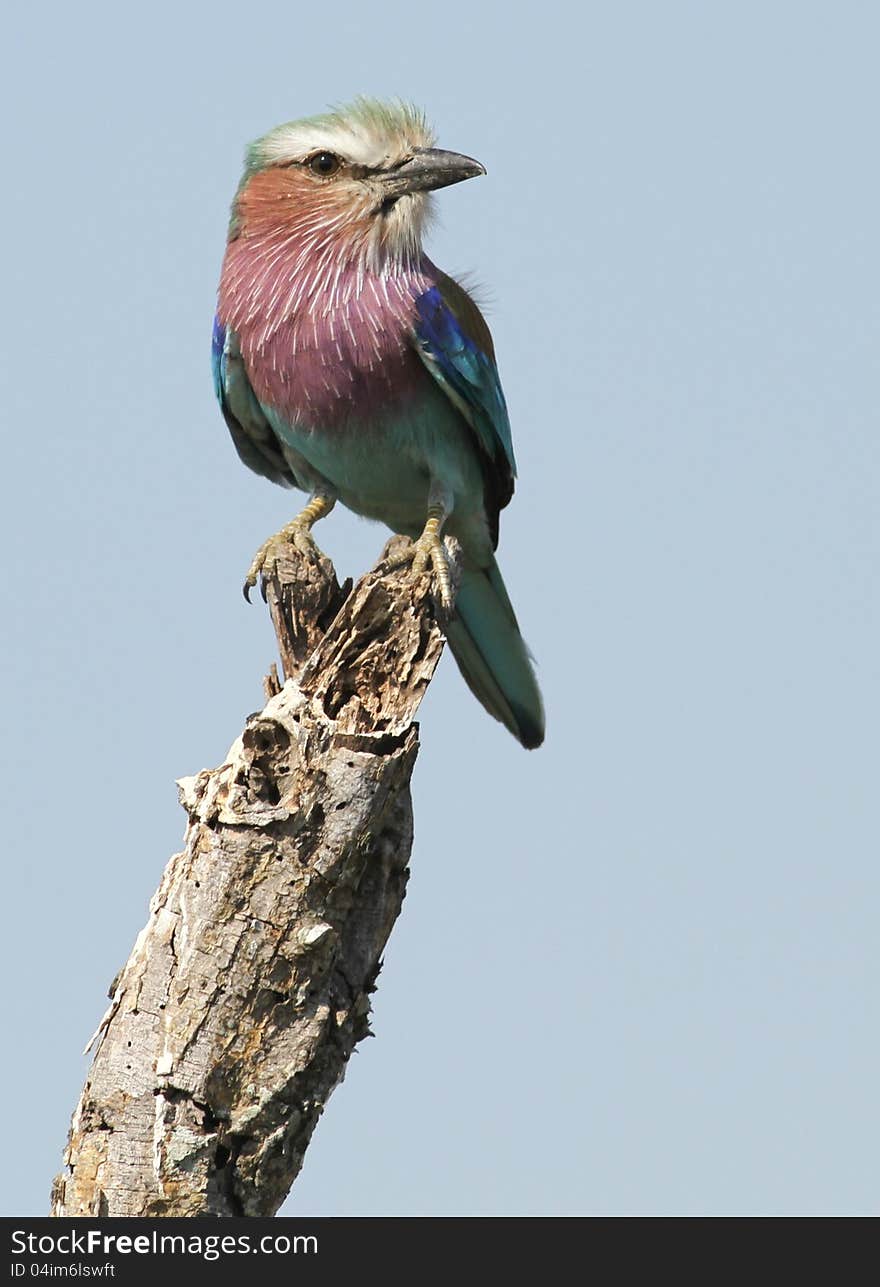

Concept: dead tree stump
[[51, 536, 458, 1217]]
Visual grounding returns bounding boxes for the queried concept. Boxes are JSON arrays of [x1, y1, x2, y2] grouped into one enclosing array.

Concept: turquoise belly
[[264, 387, 484, 541]]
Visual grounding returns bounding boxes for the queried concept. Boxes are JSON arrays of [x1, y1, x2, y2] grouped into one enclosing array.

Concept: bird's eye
[[308, 151, 341, 176]]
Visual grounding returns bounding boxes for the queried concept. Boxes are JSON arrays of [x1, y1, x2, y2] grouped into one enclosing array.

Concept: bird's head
[[229, 98, 485, 272]]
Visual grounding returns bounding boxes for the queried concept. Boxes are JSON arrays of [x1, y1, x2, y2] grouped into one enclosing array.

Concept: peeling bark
[[51, 537, 458, 1217]]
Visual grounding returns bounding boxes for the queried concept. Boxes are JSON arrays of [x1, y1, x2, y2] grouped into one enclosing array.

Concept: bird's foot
[[386, 514, 455, 612], [243, 494, 335, 601]]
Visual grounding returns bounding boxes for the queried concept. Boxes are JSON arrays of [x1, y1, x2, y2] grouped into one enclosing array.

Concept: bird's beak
[[378, 147, 486, 199]]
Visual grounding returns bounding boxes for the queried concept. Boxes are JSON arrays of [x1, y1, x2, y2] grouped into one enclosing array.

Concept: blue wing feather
[[413, 284, 516, 508], [211, 315, 225, 402]]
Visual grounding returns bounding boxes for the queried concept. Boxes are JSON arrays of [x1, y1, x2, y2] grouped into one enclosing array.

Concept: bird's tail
[[445, 557, 545, 749]]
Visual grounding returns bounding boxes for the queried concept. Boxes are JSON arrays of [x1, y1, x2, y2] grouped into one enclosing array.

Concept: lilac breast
[[222, 247, 435, 430]]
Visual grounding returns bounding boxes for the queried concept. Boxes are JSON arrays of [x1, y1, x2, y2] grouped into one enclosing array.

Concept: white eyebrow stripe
[[259, 124, 391, 168]]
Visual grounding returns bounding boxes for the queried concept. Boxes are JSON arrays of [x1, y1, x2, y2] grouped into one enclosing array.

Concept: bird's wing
[[212, 316, 294, 487], [412, 275, 516, 542]]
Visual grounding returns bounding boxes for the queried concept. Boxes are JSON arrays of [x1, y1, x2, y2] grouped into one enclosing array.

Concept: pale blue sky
[[3, 2, 877, 1214]]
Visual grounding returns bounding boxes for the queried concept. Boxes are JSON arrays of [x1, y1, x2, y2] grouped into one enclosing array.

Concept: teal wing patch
[[212, 316, 294, 487]]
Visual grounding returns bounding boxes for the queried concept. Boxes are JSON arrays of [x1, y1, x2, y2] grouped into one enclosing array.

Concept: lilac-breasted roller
[[213, 99, 544, 748]]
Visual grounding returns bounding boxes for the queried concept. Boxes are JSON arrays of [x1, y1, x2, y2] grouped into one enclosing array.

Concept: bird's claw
[[242, 521, 323, 601], [387, 531, 454, 611]]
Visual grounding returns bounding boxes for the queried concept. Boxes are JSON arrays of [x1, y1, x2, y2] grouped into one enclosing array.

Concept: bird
[[213, 98, 544, 749]]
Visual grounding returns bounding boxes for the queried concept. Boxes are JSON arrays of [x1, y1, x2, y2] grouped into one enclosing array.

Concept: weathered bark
[[51, 536, 458, 1217]]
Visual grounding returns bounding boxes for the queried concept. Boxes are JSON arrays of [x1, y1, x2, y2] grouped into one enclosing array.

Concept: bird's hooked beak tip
[[378, 148, 486, 201]]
